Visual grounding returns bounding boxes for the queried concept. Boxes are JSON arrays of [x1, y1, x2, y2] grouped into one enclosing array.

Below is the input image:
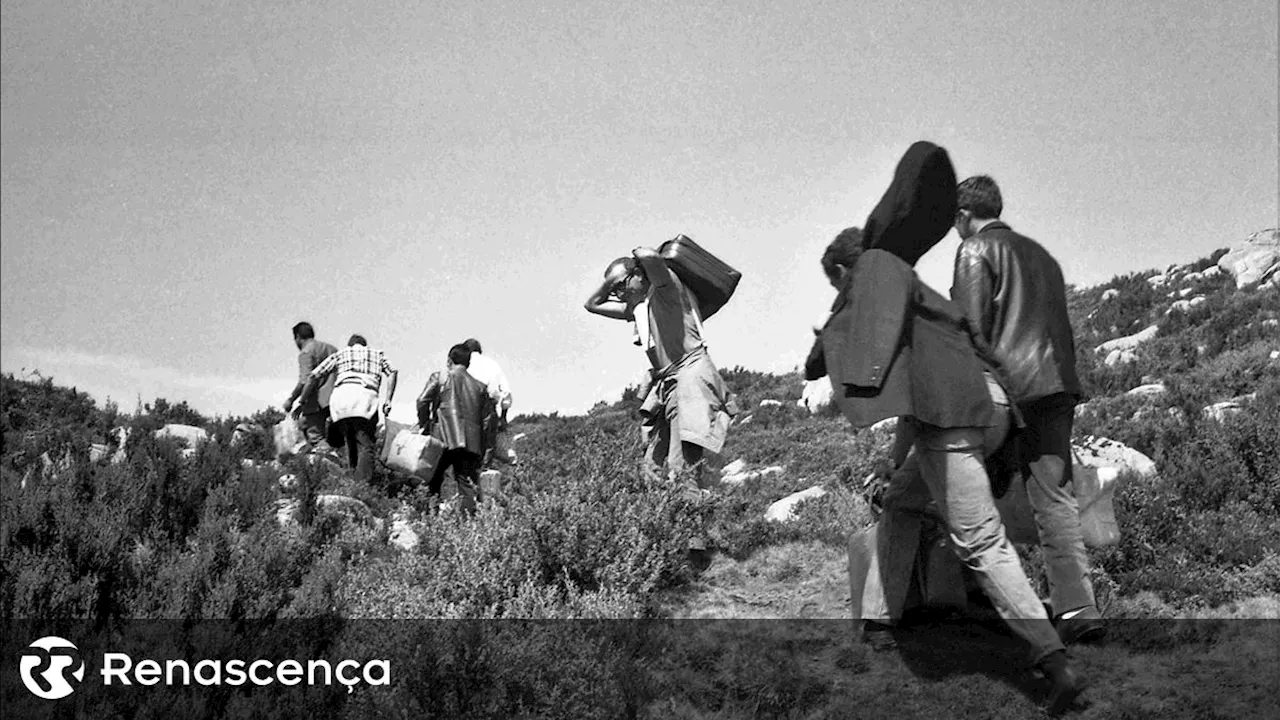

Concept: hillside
[[2, 242, 1278, 718]]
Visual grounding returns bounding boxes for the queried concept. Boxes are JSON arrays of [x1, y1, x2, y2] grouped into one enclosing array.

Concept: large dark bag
[[658, 235, 742, 320]]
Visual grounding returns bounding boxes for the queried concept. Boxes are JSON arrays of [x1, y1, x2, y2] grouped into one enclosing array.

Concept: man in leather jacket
[[953, 175, 1103, 644], [416, 343, 497, 516]]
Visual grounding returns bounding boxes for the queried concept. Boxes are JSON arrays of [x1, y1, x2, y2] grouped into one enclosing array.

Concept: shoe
[[1055, 607, 1107, 645], [861, 621, 897, 651], [1038, 650, 1083, 716]]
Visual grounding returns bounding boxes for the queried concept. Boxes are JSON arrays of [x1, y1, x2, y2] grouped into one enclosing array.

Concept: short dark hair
[[348, 334, 367, 347], [821, 227, 865, 283], [448, 344, 472, 367], [462, 338, 482, 354], [292, 322, 315, 340], [957, 176, 1002, 219]]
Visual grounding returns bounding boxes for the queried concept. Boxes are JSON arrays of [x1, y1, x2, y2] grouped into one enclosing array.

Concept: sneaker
[[1055, 606, 1107, 645], [861, 621, 897, 651]]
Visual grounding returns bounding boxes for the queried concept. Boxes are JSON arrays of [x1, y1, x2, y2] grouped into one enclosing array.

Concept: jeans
[[862, 374, 1065, 664], [1017, 393, 1097, 617]]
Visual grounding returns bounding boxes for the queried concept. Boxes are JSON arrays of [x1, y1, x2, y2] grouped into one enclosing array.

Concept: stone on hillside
[[1166, 296, 1207, 315], [1177, 287, 1195, 298], [1095, 325, 1159, 354], [765, 486, 828, 523], [1073, 436, 1157, 478], [868, 417, 899, 434], [1271, 350, 1280, 361], [723, 465, 786, 486], [1147, 274, 1169, 288], [1218, 228, 1280, 288], [156, 423, 210, 447], [512, 432, 528, 442], [1262, 319, 1279, 329], [1201, 265, 1221, 278], [798, 379, 834, 414], [759, 399, 783, 408], [278, 473, 298, 490], [389, 519, 420, 551], [1104, 349, 1138, 367], [274, 499, 300, 527], [88, 443, 111, 463], [1126, 383, 1167, 398], [1100, 288, 1120, 301], [275, 495, 378, 530], [720, 459, 747, 477], [1202, 401, 1245, 423], [1182, 270, 1203, 283], [479, 469, 503, 497], [271, 421, 307, 461]]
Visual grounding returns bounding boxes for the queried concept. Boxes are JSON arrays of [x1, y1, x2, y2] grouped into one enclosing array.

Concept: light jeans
[[861, 374, 1065, 664]]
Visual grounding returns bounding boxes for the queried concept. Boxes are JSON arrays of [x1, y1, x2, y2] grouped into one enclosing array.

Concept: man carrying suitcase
[[585, 245, 736, 558]]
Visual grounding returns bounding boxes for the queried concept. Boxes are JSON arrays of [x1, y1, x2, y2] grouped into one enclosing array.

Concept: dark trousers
[[428, 449, 483, 515], [334, 416, 376, 484], [300, 408, 332, 452]]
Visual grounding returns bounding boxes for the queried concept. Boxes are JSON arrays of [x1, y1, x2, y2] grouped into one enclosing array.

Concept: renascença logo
[[19, 636, 86, 700]]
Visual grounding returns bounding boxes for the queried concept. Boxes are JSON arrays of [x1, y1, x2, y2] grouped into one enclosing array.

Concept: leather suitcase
[[658, 235, 742, 320]]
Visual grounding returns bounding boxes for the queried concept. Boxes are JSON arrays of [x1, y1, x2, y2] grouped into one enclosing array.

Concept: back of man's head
[[292, 322, 316, 341], [448, 344, 472, 367], [957, 176, 1003, 220], [821, 227, 865, 283], [463, 338, 483, 354], [348, 334, 368, 347]]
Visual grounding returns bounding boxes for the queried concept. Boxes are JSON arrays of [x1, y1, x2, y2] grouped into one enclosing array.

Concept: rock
[[479, 469, 503, 497], [156, 423, 210, 448], [720, 459, 747, 477], [1262, 319, 1279, 329], [868, 417, 899, 434], [1126, 383, 1167, 398], [1165, 296, 1207, 315], [1201, 265, 1221, 278], [389, 519, 420, 551], [1104, 349, 1138, 367], [278, 473, 298, 490], [1271, 351, 1280, 361], [1147, 274, 1169, 288], [1096, 325, 1159, 354], [512, 432, 528, 442], [737, 414, 753, 426], [1182, 270, 1203, 283], [1100, 288, 1120, 301], [1177, 287, 1195, 298], [798, 379, 834, 414], [88, 443, 112, 463], [275, 495, 377, 529], [271, 421, 307, 461], [765, 486, 828, 523], [1202, 401, 1245, 423], [274, 499, 300, 527], [1073, 436, 1157, 478], [759, 399, 783, 408], [1218, 229, 1280, 288], [723, 465, 785, 486]]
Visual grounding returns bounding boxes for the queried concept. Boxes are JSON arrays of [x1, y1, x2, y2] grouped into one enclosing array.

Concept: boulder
[[1166, 296, 1207, 315], [1218, 229, 1280, 288], [722, 465, 785, 487], [1147, 274, 1169, 288], [1073, 436, 1157, 478], [1095, 325, 1159, 354], [1125, 383, 1168, 398], [798, 379, 834, 414], [389, 519, 420, 551], [759, 399, 783, 408], [274, 495, 378, 530], [1202, 401, 1245, 423], [512, 432, 528, 442], [271, 420, 307, 461], [1104, 349, 1138, 367], [765, 486, 828, 523], [1177, 287, 1195, 298], [868, 417, 899, 435], [155, 423, 210, 448], [720, 459, 747, 477], [479, 469, 504, 497], [1100, 288, 1120, 302]]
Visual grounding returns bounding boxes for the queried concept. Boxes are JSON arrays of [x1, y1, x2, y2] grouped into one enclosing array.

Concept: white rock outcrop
[[155, 423, 210, 448], [1073, 436, 1157, 478], [1104, 349, 1138, 367], [1218, 229, 1280, 288], [1126, 383, 1168, 398], [1096, 325, 1159, 355], [759, 399, 783, 408], [1166, 296, 1207, 315], [798, 379, 834, 414], [765, 486, 828, 523]]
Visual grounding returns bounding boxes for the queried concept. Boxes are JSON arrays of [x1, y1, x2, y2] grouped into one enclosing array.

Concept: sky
[[2, 0, 1277, 422]]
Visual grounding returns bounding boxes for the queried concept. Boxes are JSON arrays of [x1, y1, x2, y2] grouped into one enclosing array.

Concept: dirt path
[[660, 542, 1280, 718]]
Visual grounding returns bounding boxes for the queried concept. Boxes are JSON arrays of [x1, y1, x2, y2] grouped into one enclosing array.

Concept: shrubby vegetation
[[1, 250, 1277, 716]]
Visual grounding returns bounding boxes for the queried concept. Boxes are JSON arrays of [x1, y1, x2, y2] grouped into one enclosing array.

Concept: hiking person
[[283, 322, 338, 454], [461, 338, 512, 427], [296, 334, 397, 484], [415, 343, 496, 516], [585, 245, 736, 561], [806, 142, 1083, 714], [953, 175, 1103, 644]]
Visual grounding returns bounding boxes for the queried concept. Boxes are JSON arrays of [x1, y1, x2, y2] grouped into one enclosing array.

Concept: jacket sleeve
[[803, 335, 827, 381], [951, 242, 997, 343], [416, 372, 442, 428]]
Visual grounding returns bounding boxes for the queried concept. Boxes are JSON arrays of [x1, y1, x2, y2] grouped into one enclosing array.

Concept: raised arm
[[584, 259, 637, 321]]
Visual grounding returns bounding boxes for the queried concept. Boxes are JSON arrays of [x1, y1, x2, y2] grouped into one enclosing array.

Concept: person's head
[[347, 334, 367, 347], [955, 175, 1003, 239], [447, 343, 472, 368], [292, 321, 315, 349], [605, 256, 648, 301], [462, 338, 483, 354], [821, 227, 865, 289]]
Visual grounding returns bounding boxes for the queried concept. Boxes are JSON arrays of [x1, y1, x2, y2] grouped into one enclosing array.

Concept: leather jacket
[[416, 366, 495, 455], [951, 222, 1082, 406]]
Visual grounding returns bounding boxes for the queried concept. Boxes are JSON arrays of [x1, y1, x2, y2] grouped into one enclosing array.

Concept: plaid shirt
[[311, 345, 396, 388]]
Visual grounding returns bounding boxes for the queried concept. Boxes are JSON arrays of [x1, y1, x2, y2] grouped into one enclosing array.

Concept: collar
[[975, 220, 1010, 235]]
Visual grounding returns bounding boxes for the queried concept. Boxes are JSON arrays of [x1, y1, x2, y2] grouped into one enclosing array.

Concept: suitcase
[[384, 429, 446, 479], [658, 235, 742, 320]]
